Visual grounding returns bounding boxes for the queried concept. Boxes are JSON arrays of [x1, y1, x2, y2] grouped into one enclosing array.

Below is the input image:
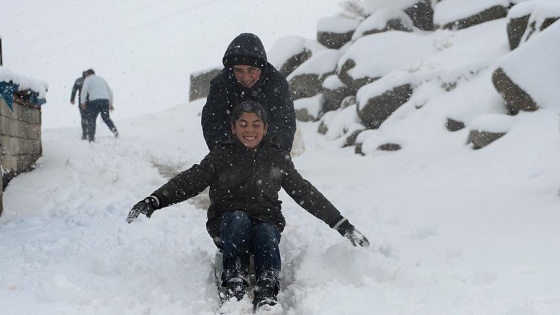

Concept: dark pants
[[79, 105, 87, 137], [218, 211, 281, 290], [86, 99, 117, 141]]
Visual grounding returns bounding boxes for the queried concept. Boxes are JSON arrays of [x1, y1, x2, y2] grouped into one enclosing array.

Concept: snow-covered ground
[[2, 0, 560, 314], [2, 95, 560, 314]]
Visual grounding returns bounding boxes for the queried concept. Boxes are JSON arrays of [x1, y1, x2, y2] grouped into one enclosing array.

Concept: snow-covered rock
[[287, 49, 343, 101], [434, 0, 509, 30], [337, 31, 434, 93], [316, 16, 361, 49], [493, 16, 560, 113], [351, 8, 416, 41], [268, 36, 327, 77], [506, 0, 560, 50]]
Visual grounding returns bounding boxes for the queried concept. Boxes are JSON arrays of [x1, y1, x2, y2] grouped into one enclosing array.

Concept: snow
[[435, 68, 506, 124], [322, 105, 363, 142], [2, 1, 560, 315], [339, 31, 435, 80], [509, 0, 560, 19], [322, 74, 345, 90], [352, 8, 415, 40], [508, 1, 539, 18], [267, 36, 325, 71], [469, 113, 515, 132], [361, 0, 420, 14], [287, 49, 342, 78], [294, 94, 324, 119], [317, 16, 361, 33]]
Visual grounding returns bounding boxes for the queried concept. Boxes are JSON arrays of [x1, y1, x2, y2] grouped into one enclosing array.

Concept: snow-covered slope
[[1, 94, 560, 314]]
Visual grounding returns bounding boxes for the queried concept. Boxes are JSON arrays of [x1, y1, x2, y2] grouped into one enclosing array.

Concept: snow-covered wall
[[0, 66, 45, 214]]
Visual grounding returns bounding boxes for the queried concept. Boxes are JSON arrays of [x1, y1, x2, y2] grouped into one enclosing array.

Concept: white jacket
[[80, 75, 113, 105]]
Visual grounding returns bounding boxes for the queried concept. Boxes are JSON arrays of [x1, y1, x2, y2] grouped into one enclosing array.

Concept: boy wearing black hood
[[201, 33, 296, 154]]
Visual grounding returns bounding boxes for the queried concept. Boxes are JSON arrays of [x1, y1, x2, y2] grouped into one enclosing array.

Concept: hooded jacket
[[148, 137, 346, 243], [201, 33, 296, 153]]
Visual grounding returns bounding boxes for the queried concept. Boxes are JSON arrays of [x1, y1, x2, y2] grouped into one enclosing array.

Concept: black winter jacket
[[201, 34, 296, 152], [149, 137, 345, 242]]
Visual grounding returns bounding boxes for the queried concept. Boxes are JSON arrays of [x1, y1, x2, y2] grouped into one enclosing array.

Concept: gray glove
[[126, 196, 159, 223], [336, 220, 370, 248]]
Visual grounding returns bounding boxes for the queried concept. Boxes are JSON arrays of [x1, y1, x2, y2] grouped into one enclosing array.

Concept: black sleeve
[[281, 157, 344, 228], [150, 149, 219, 208], [201, 78, 233, 150], [70, 79, 80, 102]]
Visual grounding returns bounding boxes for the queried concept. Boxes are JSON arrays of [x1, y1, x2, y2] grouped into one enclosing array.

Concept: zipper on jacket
[[246, 155, 257, 208]]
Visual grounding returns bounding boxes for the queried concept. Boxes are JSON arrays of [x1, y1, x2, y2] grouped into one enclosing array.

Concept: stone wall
[[0, 96, 42, 216]]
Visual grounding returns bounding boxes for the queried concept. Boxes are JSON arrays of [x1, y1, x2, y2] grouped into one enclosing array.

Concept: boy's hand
[[126, 197, 159, 223]]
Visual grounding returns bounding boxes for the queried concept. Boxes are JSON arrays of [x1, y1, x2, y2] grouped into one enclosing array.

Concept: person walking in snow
[[127, 101, 369, 311], [70, 70, 89, 140], [201, 33, 296, 154], [80, 69, 119, 142]]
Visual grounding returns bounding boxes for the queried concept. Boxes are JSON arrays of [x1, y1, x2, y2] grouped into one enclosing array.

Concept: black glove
[[126, 196, 159, 223], [336, 220, 370, 248]]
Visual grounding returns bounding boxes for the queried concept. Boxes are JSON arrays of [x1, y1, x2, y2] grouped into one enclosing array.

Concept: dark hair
[[85, 69, 95, 76], [231, 101, 268, 125]]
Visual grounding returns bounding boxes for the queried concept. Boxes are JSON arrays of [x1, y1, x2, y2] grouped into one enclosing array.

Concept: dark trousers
[[86, 99, 117, 141], [79, 105, 88, 137], [218, 211, 281, 290]]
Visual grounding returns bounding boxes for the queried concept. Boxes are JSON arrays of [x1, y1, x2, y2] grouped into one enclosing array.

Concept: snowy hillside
[[2, 94, 560, 314]]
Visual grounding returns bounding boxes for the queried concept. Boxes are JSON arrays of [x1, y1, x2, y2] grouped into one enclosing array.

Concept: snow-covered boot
[[253, 279, 278, 310], [223, 278, 246, 302]]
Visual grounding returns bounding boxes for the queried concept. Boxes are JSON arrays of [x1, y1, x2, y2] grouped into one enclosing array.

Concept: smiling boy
[[201, 33, 296, 154], [128, 101, 369, 311]]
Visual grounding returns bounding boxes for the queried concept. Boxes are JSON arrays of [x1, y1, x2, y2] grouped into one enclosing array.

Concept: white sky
[[2, 1, 560, 314], [0, 0, 342, 129]]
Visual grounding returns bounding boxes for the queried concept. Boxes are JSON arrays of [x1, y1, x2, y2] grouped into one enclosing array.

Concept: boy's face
[[231, 112, 268, 150], [233, 65, 262, 88]]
